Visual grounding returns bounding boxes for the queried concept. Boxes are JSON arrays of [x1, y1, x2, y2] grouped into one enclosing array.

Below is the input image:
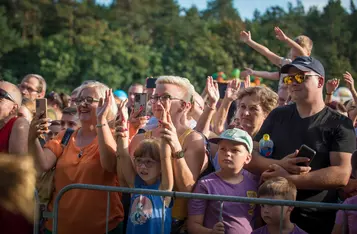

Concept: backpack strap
[[178, 128, 194, 146]]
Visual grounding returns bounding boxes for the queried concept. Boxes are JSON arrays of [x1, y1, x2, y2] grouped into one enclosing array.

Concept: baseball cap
[[209, 128, 253, 153], [280, 56, 325, 78], [113, 90, 128, 101]]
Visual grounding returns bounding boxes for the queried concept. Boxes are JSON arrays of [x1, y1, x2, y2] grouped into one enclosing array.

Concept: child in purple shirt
[[252, 177, 307, 234], [332, 195, 357, 234], [188, 128, 259, 234]]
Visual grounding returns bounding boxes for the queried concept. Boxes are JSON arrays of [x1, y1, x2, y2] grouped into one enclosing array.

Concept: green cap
[[209, 128, 253, 153]]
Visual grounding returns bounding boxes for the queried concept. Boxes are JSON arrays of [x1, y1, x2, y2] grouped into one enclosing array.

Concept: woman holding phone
[[28, 82, 124, 234]]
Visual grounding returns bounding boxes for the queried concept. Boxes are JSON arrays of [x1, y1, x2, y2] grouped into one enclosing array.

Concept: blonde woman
[[28, 82, 124, 234]]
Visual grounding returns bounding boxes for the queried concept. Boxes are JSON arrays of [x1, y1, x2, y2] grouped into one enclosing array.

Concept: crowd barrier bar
[[49, 184, 357, 234], [34, 189, 40, 234]]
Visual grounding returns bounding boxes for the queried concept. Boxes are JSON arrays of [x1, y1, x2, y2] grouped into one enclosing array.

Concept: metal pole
[[279, 206, 284, 234], [106, 192, 111, 234], [161, 196, 165, 234]]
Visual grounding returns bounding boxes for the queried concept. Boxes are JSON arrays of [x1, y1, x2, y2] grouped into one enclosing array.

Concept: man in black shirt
[[246, 56, 356, 233]]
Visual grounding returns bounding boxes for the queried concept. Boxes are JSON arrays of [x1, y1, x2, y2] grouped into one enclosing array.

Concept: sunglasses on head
[[0, 88, 15, 103], [282, 73, 318, 85]]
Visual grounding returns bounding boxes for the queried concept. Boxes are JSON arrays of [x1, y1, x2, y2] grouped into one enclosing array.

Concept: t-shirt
[[188, 171, 259, 234], [44, 129, 124, 234], [126, 176, 172, 234], [251, 224, 307, 234], [335, 196, 357, 234], [254, 104, 356, 232]]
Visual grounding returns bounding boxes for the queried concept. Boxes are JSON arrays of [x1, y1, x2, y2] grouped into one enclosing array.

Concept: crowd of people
[[0, 27, 357, 234]]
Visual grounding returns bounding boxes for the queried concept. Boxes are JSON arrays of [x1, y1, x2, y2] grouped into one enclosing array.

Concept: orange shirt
[[44, 130, 124, 234]]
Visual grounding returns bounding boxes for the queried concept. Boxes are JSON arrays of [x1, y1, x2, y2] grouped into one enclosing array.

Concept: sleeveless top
[[144, 128, 214, 220], [126, 176, 172, 234], [0, 117, 17, 153]]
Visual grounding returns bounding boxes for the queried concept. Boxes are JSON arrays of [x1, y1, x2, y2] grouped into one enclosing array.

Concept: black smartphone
[[218, 82, 228, 99], [146, 78, 157, 89], [134, 93, 147, 117], [296, 144, 316, 166]]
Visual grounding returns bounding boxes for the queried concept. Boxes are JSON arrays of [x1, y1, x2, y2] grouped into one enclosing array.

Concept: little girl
[[116, 100, 174, 234]]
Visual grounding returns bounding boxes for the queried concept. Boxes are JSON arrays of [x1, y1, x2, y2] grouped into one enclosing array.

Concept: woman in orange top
[[28, 82, 124, 234]]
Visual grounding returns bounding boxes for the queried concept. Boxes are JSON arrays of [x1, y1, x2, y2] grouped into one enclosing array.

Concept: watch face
[[177, 151, 185, 159]]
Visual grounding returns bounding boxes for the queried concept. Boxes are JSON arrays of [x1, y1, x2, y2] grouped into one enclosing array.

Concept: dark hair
[[47, 91, 70, 110], [62, 107, 77, 115]]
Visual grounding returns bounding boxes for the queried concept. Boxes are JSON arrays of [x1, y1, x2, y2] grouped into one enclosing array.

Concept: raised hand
[[326, 78, 340, 94], [205, 76, 219, 108], [29, 112, 51, 140], [243, 74, 251, 88], [239, 31, 251, 43], [128, 107, 150, 131], [343, 71, 355, 91], [159, 102, 181, 153], [96, 89, 112, 122], [225, 79, 241, 102], [115, 99, 129, 139], [274, 27, 288, 41]]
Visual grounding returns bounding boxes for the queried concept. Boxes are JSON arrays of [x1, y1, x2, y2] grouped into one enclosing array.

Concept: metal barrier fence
[[32, 184, 357, 234]]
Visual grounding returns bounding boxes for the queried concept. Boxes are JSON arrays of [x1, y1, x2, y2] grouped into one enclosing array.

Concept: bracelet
[[96, 123, 107, 128], [326, 93, 333, 96]]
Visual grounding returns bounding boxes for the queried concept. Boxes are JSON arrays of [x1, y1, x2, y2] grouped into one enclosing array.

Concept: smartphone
[[134, 93, 147, 117], [218, 82, 228, 99], [296, 144, 316, 166], [36, 98, 47, 118], [146, 78, 157, 89]]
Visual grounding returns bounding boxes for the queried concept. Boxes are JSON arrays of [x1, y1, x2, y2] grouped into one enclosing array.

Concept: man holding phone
[[246, 57, 356, 233]]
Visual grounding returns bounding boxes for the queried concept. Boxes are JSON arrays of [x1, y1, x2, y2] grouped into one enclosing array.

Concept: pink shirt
[[335, 196, 357, 234]]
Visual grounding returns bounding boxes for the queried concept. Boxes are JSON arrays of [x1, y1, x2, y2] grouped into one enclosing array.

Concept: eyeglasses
[[0, 88, 15, 103], [74, 96, 100, 105], [282, 73, 317, 85], [149, 94, 182, 104], [19, 84, 39, 93], [134, 158, 158, 168]]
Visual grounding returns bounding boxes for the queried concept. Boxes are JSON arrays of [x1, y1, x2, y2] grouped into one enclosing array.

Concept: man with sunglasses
[[246, 56, 356, 233], [0, 81, 29, 154]]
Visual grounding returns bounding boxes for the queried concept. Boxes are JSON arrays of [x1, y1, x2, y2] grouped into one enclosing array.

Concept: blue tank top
[[126, 175, 173, 234]]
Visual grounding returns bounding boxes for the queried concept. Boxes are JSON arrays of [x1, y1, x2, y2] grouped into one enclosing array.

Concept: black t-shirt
[[254, 104, 355, 202]]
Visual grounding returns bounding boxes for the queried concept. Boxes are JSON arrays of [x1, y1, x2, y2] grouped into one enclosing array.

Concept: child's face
[[134, 155, 161, 184], [217, 140, 251, 172], [259, 196, 293, 225]]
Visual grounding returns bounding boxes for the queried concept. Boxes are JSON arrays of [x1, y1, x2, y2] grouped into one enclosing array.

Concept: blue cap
[[281, 56, 325, 78], [113, 90, 128, 100], [209, 128, 253, 153]]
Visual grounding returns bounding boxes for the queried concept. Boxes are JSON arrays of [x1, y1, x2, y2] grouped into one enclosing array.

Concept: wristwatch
[[173, 150, 185, 159]]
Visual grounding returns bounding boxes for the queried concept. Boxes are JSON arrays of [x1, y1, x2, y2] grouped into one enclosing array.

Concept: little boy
[[188, 128, 259, 234], [252, 177, 307, 234]]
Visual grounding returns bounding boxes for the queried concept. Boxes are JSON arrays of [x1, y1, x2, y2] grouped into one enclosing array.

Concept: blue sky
[[96, 0, 352, 20]]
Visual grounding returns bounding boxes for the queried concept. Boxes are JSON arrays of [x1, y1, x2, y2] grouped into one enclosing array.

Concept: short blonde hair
[[156, 76, 195, 103], [237, 86, 278, 114], [294, 35, 313, 54], [258, 177, 297, 201], [78, 82, 118, 121]]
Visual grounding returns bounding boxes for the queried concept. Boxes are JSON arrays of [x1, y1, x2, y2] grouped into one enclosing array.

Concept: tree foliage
[[0, 0, 356, 93]]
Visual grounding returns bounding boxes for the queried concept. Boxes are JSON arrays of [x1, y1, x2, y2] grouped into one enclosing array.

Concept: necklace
[[77, 129, 84, 158]]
